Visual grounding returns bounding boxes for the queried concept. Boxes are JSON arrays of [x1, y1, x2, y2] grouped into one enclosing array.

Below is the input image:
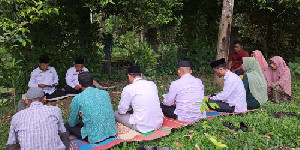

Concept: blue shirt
[[68, 87, 117, 143]]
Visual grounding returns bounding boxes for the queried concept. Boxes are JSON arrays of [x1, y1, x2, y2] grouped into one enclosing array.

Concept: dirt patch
[[1, 114, 14, 123], [46, 96, 73, 117]]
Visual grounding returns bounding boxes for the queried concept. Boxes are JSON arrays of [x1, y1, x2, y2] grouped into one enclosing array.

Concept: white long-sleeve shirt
[[28, 67, 58, 94], [163, 74, 206, 122], [65, 67, 89, 88], [210, 71, 247, 112], [118, 78, 163, 133]]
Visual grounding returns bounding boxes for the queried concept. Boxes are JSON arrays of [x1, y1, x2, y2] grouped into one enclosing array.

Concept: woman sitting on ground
[[242, 57, 268, 110], [268, 56, 291, 103], [251, 50, 271, 83]]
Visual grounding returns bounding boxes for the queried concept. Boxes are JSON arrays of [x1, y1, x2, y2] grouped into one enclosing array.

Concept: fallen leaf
[[259, 132, 272, 138], [173, 142, 182, 147], [220, 136, 225, 140], [259, 135, 271, 138], [195, 144, 200, 150], [183, 134, 193, 138], [265, 132, 273, 136], [204, 133, 209, 136], [252, 127, 256, 133]]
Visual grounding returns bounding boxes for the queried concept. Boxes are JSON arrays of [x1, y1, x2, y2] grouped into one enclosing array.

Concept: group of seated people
[[229, 41, 291, 104], [7, 46, 291, 149]]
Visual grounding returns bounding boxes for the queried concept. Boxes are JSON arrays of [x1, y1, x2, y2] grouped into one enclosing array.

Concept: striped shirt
[[7, 101, 66, 150]]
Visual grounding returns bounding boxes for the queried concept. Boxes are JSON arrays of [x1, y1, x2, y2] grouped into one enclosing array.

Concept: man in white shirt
[[161, 61, 206, 122], [27, 55, 66, 101], [65, 58, 89, 95], [207, 58, 247, 113], [115, 66, 163, 133]]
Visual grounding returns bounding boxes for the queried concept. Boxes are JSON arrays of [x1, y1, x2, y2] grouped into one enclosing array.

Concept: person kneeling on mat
[[207, 58, 247, 113]]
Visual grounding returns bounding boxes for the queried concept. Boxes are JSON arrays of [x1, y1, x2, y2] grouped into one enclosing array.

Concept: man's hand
[[38, 84, 46, 88], [79, 111, 82, 117], [75, 84, 82, 90]]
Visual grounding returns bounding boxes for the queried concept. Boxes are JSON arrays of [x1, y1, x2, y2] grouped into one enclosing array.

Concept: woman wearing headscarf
[[268, 56, 291, 103], [252, 50, 272, 83], [242, 57, 268, 110]]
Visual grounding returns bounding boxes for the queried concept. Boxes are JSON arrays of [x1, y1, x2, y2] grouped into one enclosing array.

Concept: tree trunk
[[99, 10, 112, 75], [141, 27, 145, 43], [214, 0, 234, 87], [99, 10, 105, 39]]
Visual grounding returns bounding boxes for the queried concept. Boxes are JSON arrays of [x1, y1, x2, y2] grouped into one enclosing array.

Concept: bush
[[157, 43, 179, 75], [113, 32, 160, 79]]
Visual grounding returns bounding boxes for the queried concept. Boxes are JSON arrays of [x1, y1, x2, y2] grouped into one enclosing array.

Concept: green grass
[[0, 73, 299, 149]]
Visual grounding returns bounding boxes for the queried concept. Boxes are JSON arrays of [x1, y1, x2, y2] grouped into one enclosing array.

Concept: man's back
[[164, 74, 206, 122], [8, 102, 65, 150], [120, 79, 163, 133], [68, 87, 117, 143]]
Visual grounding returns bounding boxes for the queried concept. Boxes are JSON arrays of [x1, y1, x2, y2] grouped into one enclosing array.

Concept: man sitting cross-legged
[[208, 58, 247, 113], [161, 61, 206, 122], [7, 87, 69, 150], [65, 72, 117, 143], [65, 57, 89, 96], [115, 66, 163, 133], [28, 55, 67, 101]]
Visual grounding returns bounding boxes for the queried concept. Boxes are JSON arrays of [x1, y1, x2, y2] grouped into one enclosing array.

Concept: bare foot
[[206, 110, 217, 112], [69, 135, 78, 140]]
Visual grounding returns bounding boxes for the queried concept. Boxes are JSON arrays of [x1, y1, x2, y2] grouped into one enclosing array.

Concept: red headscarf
[[269, 56, 292, 96], [252, 50, 272, 84]]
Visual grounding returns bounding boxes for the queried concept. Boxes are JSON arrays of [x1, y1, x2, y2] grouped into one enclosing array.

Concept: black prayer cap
[[128, 66, 141, 74], [178, 61, 191, 68], [39, 55, 50, 63], [75, 57, 84, 64], [210, 58, 226, 68]]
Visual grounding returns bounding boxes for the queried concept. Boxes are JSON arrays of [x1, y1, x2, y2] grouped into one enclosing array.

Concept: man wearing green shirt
[[65, 72, 117, 143]]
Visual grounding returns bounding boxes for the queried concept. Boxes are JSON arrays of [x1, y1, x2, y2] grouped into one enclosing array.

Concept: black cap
[[178, 61, 191, 68], [39, 55, 49, 63], [75, 58, 84, 64], [210, 58, 226, 68], [128, 66, 141, 74]]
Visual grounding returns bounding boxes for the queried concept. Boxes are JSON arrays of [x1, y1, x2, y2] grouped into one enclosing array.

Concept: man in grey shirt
[[7, 87, 69, 150]]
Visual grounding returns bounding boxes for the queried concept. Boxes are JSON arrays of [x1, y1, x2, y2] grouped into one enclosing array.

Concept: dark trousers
[[234, 69, 244, 76], [7, 131, 70, 150], [64, 123, 88, 141], [45, 90, 66, 100], [207, 99, 235, 113], [160, 103, 177, 119], [64, 85, 82, 94]]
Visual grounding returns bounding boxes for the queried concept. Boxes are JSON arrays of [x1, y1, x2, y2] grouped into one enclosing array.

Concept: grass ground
[[0, 73, 299, 149]]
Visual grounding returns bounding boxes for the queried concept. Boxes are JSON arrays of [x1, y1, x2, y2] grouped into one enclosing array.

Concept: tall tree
[[214, 0, 234, 87]]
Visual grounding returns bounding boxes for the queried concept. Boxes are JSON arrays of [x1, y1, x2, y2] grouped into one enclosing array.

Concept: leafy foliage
[[113, 32, 160, 79]]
